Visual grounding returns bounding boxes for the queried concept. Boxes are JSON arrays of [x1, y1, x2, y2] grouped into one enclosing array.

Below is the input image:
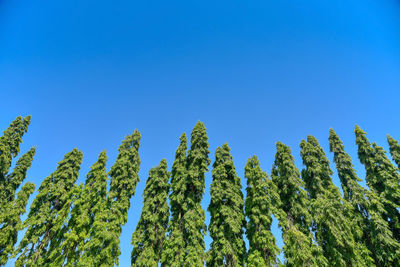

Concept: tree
[[271, 142, 326, 267], [330, 129, 400, 266], [131, 159, 170, 267], [15, 148, 83, 266], [162, 122, 210, 267], [183, 121, 211, 267], [387, 135, 400, 169], [81, 130, 142, 266], [207, 144, 245, 267], [161, 134, 188, 267], [355, 126, 400, 241], [53, 151, 108, 266], [300, 136, 372, 266], [244, 156, 279, 267], [0, 116, 35, 265]]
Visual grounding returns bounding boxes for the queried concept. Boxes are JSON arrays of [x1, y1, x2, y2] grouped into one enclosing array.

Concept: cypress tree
[[131, 159, 170, 266], [0, 116, 35, 265], [161, 134, 188, 266], [355, 126, 400, 241], [54, 151, 108, 266], [15, 148, 83, 267], [330, 129, 400, 266], [81, 130, 141, 266], [207, 144, 245, 267], [183, 121, 210, 267], [300, 136, 372, 266], [387, 135, 400, 169], [271, 142, 327, 267], [244, 156, 279, 266]]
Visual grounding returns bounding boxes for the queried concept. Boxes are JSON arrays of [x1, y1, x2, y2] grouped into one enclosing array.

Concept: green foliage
[[15, 148, 83, 267], [0, 116, 31, 178], [388, 135, 400, 169], [131, 159, 170, 267], [183, 121, 210, 267], [330, 129, 400, 266], [87, 130, 142, 266], [0, 116, 35, 266], [0, 182, 35, 265], [300, 136, 373, 267], [244, 156, 279, 267], [162, 122, 210, 267], [3, 116, 400, 266], [161, 134, 188, 267], [51, 151, 108, 266], [271, 142, 327, 267], [355, 126, 400, 241], [207, 144, 245, 267]]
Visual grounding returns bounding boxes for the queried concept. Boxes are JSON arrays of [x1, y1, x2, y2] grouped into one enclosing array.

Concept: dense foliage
[[208, 144, 245, 267], [244, 156, 279, 267], [131, 159, 170, 266], [271, 142, 326, 266], [1, 116, 399, 267]]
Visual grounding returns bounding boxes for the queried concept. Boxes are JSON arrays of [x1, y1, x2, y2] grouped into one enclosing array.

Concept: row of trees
[[0, 116, 399, 266]]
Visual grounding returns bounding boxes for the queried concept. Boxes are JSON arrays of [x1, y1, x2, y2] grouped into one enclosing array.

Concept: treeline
[[0, 116, 399, 267]]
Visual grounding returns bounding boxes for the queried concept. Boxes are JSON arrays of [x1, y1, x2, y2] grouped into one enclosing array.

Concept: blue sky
[[1, 0, 400, 266]]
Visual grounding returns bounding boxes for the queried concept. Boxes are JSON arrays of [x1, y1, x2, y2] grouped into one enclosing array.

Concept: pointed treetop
[[0, 116, 32, 176], [355, 125, 374, 164], [387, 135, 400, 168], [300, 135, 335, 198], [188, 121, 210, 170], [272, 141, 311, 233], [329, 128, 361, 200]]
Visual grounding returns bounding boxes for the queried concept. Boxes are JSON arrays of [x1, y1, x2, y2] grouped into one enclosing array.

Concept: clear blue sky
[[1, 0, 400, 266]]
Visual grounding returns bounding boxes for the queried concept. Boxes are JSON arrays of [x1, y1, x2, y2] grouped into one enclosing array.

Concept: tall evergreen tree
[[81, 130, 142, 266], [162, 122, 210, 267], [0, 116, 35, 265], [183, 121, 210, 267], [161, 134, 188, 266], [355, 126, 400, 241], [330, 129, 400, 266], [15, 148, 83, 266], [387, 135, 400, 169], [207, 144, 245, 267], [131, 159, 170, 267], [271, 142, 327, 267], [53, 151, 108, 266], [300, 136, 372, 266], [244, 156, 279, 267]]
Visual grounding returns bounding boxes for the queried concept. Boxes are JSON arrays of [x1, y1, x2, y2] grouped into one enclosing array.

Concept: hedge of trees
[[0, 116, 399, 266]]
